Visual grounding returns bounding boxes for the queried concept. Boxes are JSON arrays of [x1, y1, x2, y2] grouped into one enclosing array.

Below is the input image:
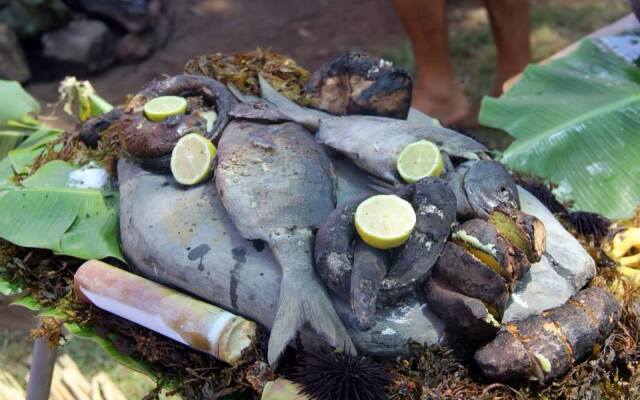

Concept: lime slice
[[396, 140, 443, 183], [355, 195, 416, 250], [144, 96, 187, 122], [170, 133, 216, 185]]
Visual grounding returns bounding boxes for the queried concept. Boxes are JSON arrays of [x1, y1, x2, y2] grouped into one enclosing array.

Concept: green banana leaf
[[0, 80, 41, 159], [480, 39, 640, 219], [0, 160, 123, 261]]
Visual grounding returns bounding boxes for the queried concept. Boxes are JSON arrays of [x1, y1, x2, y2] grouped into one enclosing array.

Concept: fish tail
[[268, 235, 356, 366]]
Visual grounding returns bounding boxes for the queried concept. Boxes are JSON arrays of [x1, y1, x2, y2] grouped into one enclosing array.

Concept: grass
[[375, 0, 631, 149], [0, 329, 160, 399]]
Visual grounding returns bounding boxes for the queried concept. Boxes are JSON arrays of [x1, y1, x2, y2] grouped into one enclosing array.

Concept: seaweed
[[184, 48, 310, 102]]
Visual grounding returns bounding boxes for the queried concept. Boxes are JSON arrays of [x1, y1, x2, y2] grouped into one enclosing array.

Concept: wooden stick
[[25, 337, 57, 400]]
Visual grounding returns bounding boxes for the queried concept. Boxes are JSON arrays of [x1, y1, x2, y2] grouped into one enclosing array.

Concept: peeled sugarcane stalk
[[474, 287, 621, 383], [74, 260, 258, 366]]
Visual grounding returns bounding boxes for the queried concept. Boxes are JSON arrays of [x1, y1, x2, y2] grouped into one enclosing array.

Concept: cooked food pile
[[0, 49, 637, 400]]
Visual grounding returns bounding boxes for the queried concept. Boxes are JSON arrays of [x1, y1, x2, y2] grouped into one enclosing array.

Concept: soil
[[26, 0, 420, 108]]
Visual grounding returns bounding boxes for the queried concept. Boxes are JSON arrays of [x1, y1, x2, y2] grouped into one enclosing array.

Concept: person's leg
[[483, 0, 531, 95], [394, 0, 469, 125]]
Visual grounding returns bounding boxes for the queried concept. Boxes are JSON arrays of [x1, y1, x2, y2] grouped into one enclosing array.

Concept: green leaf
[[0, 160, 123, 261], [65, 322, 160, 383], [480, 39, 640, 219], [0, 80, 40, 128], [8, 127, 61, 174], [0, 277, 22, 296]]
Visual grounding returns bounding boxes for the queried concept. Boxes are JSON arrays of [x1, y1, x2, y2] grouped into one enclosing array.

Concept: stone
[[41, 19, 115, 73], [67, 0, 152, 33], [118, 159, 445, 358], [502, 187, 597, 322], [0, 24, 30, 82]]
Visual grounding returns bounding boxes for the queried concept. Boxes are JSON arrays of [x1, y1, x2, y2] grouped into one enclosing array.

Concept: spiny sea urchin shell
[[292, 349, 390, 400], [516, 175, 568, 215], [569, 211, 611, 240]]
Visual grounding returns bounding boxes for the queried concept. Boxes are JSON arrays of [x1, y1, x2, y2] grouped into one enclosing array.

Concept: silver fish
[[258, 75, 488, 183], [214, 108, 353, 365], [117, 159, 447, 357]]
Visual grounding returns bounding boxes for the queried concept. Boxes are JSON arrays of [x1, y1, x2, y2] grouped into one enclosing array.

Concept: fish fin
[[366, 175, 400, 194], [226, 83, 260, 103], [268, 269, 356, 366], [258, 74, 324, 132]]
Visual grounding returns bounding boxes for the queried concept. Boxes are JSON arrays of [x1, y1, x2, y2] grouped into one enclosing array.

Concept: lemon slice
[[396, 140, 443, 183], [355, 195, 416, 250], [144, 96, 187, 122], [170, 133, 216, 185]]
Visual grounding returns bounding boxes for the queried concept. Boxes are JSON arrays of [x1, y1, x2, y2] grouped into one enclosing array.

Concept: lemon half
[[170, 133, 216, 185], [396, 140, 443, 183], [144, 96, 188, 122], [355, 195, 416, 250]]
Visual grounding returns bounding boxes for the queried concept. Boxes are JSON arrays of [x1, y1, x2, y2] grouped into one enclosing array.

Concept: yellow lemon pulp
[[143, 96, 188, 122], [170, 133, 217, 185], [396, 140, 443, 183], [355, 194, 416, 250]]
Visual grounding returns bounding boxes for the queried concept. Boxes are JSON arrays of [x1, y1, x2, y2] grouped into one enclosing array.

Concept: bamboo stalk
[[74, 260, 258, 365]]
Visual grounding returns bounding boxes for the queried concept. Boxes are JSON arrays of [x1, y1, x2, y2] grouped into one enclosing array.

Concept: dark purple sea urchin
[[569, 211, 611, 240], [292, 349, 391, 400], [516, 175, 568, 216]]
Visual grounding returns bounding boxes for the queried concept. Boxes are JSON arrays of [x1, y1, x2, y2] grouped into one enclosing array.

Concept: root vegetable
[[474, 287, 621, 382], [74, 260, 257, 366]]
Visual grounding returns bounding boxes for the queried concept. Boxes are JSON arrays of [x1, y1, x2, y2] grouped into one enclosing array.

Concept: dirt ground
[[27, 0, 415, 106]]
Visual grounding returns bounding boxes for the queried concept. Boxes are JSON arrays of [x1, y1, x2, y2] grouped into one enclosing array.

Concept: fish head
[[462, 160, 520, 219]]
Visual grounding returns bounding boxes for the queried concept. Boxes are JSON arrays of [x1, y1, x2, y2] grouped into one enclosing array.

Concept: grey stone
[[118, 159, 444, 357], [0, 24, 30, 82], [41, 19, 115, 72], [502, 187, 596, 322]]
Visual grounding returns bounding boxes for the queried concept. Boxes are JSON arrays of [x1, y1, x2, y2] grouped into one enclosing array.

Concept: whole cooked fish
[[215, 104, 354, 365], [259, 75, 488, 183]]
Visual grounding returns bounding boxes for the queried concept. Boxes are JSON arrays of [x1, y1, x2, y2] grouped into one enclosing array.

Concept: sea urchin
[[569, 211, 611, 241], [292, 348, 390, 400]]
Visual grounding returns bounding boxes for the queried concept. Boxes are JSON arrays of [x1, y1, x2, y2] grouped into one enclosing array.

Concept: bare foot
[[411, 83, 471, 126]]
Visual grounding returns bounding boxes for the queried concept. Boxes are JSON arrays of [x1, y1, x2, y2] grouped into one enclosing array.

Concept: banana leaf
[[0, 160, 123, 261], [480, 39, 640, 219], [0, 80, 41, 159]]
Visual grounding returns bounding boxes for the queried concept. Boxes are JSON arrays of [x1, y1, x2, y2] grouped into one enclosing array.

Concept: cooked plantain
[[451, 219, 531, 286], [424, 272, 501, 342], [490, 206, 546, 263]]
